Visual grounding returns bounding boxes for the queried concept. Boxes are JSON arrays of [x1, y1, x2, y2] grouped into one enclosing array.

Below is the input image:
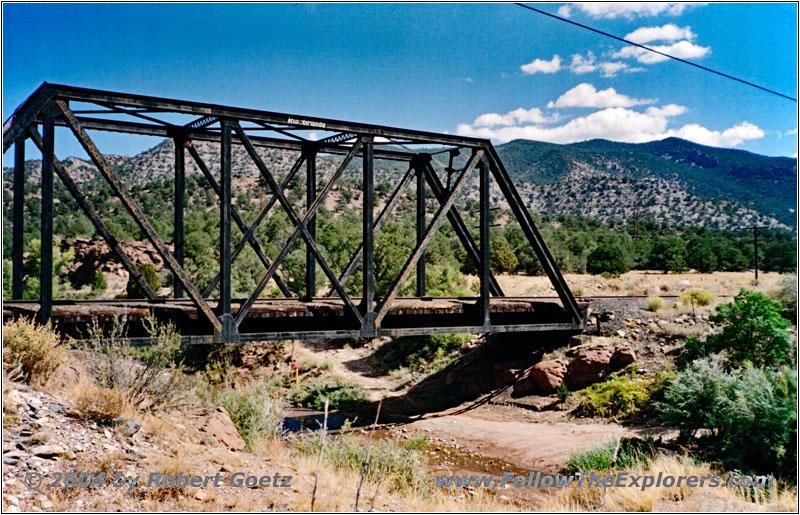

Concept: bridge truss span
[[3, 83, 586, 343]]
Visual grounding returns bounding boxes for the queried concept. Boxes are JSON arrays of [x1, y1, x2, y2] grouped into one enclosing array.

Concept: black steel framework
[[3, 83, 585, 343]]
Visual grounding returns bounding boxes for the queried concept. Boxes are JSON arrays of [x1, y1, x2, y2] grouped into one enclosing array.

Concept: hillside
[[3, 137, 795, 231], [497, 138, 796, 228]]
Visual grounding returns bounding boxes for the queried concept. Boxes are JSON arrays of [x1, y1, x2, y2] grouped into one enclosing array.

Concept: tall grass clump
[[645, 295, 665, 312], [289, 377, 367, 411], [2, 318, 67, 386], [215, 378, 287, 450], [82, 314, 188, 412], [293, 430, 430, 493], [564, 438, 657, 475]]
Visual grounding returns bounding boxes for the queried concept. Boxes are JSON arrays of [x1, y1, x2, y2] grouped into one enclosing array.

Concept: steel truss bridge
[[3, 83, 586, 344]]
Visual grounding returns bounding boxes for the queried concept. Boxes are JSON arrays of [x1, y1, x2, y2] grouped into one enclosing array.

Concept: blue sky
[[2, 2, 798, 165]]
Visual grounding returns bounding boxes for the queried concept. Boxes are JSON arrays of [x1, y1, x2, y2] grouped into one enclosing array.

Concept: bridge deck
[[3, 297, 586, 343]]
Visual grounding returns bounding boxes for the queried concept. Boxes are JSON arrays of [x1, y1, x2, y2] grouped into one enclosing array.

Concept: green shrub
[[645, 296, 665, 312], [84, 315, 188, 412], [678, 288, 715, 314], [767, 275, 797, 322], [564, 438, 656, 475], [658, 359, 797, 477], [217, 379, 287, 450], [587, 241, 629, 276], [574, 371, 653, 419], [289, 377, 367, 411], [2, 319, 67, 385], [126, 263, 160, 298], [689, 289, 793, 368], [370, 333, 471, 373]]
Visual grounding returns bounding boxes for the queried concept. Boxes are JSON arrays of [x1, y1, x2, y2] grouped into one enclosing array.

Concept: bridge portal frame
[[3, 83, 585, 343]]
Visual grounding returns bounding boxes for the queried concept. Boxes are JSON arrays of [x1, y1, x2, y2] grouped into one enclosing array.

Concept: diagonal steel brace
[[374, 150, 483, 327], [183, 141, 292, 297], [27, 127, 158, 300], [55, 100, 222, 333], [233, 126, 364, 325]]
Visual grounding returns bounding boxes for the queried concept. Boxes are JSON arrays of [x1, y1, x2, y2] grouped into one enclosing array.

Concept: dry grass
[[539, 454, 796, 512], [3, 318, 68, 386], [65, 372, 135, 422]]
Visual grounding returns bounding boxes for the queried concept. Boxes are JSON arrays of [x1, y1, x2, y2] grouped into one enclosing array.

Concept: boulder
[[512, 377, 537, 397], [194, 407, 246, 451], [529, 359, 568, 393], [610, 347, 636, 370], [491, 362, 520, 387], [111, 418, 141, 437], [568, 347, 613, 389], [31, 445, 65, 459]]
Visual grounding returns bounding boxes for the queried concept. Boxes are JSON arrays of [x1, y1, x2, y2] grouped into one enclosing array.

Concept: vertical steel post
[[305, 147, 317, 300], [40, 110, 55, 324], [12, 136, 25, 300], [479, 158, 491, 328], [219, 120, 233, 336], [361, 137, 376, 335], [416, 163, 426, 296], [753, 227, 759, 285], [173, 137, 185, 298]]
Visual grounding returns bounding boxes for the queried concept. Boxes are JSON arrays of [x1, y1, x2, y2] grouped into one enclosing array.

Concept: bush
[[83, 315, 188, 412], [575, 371, 653, 420], [370, 333, 472, 373], [289, 377, 367, 411], [690, 289, 793, 368], [72, 385, 127, 422], [645, 296, 665, 312], [587, 241, 629, 276], [2, 319, 67, 386], [658, 359, 797, 477], [125, 262, 160, 298], [293, 431, 430, 493], [217, 379, 287, 450], [678, 288, 714, 314], [564, 438, 657, 474], [767, 275, 797, 322]]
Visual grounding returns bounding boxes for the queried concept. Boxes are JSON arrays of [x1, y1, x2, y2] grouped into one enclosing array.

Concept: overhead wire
[[514, 3, 797, 102]]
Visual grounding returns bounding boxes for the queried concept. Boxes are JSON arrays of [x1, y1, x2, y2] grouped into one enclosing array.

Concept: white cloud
[[558, 3, 698, 19], [465, 77, 474, 83], [520, 55, 562, 74], [786, 128, 798, 136], [566, 52, 636, 77], [667, 122, 765, 147], [472, 107, 559, 128], [547, 83, 655, 109], [456, 100, 762, 149], [613, 40, 710, 64], [625, 24, 696, 44]]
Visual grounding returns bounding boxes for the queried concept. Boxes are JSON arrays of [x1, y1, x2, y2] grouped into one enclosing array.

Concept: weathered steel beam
[[28, 127, 158, 301], [327, 163, 416, 297], [184, 141, 292, 298], [55, 100, 222, 333], [305, 147, 317, 300], [374, 150, 483, 327], [361, 137, 376, 335], [484, 144, 584, 325], [173, 136, 185, 298], [44, 83, 489, 147], [423, 163, 504, 296], [219, 120, 233, 326], [415, 158, 426, 297], [479, 158, 491, 329], [2, 83, 54, 152], [12, 136, 25, 299], [233, 126, 363, 326], [39, 108, 55, 324]]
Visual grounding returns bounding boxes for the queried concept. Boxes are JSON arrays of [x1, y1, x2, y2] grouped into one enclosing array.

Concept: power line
[[514, 3, 797, 102]]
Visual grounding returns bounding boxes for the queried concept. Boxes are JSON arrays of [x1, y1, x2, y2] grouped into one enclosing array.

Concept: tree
[[687, 239, 718, 273], [692, 289, 793, 368], [489, 239, 518, 275], [586, 240, 628, 275], [648, 238, 687, 273], [126, 263, 161, 298]]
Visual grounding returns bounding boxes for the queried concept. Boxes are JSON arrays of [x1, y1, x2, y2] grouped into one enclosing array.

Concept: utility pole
[[751, 226, 765, 285]]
